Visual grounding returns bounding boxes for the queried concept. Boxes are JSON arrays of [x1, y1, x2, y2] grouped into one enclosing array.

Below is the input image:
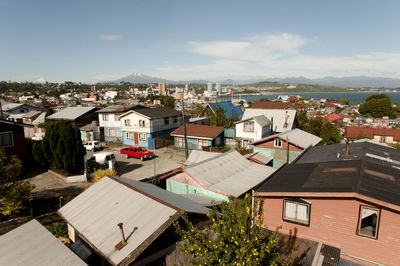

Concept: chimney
[[117, 223, 127, 247], [344, 139, 349, 156]]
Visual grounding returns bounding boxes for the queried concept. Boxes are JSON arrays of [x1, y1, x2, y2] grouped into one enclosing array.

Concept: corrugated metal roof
[[58, 176, 208, 265], [0, 219, 86, 266], [120, 107, 181, 119], [32, 112, 46, 125], [47, 107, 96, 121], [184, 150, 221, 166], [7, 110, 41, 119], [243, 109, 296, 133], [184, 150, 276, 197], [245, 152, 273, 165], [251, 128, 322, 148], [117, 178, 209, 214], [179, 194, 221, 206], [1, 103, 24, 111]]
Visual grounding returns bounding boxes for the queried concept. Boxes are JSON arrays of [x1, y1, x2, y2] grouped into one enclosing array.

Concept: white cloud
[[99, 35, 122, 40], [187, 33, 306, 62], [36, 77, 46, 83], [153, 33, 400, 80]]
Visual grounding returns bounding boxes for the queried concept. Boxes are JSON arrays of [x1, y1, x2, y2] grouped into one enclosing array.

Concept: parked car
[[84, 141, 102, 151], [120, 146, 154, 161], [88, 152, 117, 169]]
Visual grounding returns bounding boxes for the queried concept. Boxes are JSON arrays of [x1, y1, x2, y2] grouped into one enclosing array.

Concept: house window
[[124, 119, 131, 126], [274, 138, 282, 147], [0, 131, 14, 148], [198, 139, 209, 150], [115, 115, 120, 121], [380, 136, 386, 143], [283, 199, 311, 226], [126, 132, 134, 140], [107, 128, 117, 137], [243, 121, 254, 132], [176, 137, 185, 147], [139, 120, 146, 127], [139, 133, 146, 141], [164, 117, 169, 125], [102, 114, 109, 121], [173, 116, 178, 123], [357, 205, 380, 239]]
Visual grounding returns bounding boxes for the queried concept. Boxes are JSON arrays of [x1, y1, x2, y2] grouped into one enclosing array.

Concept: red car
[[120, 146, 154, 161]]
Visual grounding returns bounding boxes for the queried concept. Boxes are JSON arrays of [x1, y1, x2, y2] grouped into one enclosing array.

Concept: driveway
[[87, 146, 186, 181]]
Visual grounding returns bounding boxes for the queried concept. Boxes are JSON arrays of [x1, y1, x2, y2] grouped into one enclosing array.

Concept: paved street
[[87, 146, 186, 181]]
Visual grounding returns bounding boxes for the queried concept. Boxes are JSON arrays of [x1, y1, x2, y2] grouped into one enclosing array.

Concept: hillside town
[[1, 80, 400, 265]]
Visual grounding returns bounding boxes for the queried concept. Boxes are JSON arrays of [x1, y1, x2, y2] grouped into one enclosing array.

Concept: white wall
[[98, 113, 121, 128], [120, 112, 151, 133], [235, 119, 271, 143]]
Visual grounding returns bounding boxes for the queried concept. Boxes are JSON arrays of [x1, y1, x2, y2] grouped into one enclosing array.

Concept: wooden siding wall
[[261, 197, 400, 265], [254, 139, 303, 152]]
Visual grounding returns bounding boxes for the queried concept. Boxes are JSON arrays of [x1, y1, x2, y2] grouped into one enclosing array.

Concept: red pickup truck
[[120, 146, 154, 161]]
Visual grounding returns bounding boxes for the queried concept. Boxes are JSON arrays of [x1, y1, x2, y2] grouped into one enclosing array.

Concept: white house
[[119, 107, 188, 149], [97, 105, 147, 143], [242, 108, 297, 133], [235, 115, 271, 147]]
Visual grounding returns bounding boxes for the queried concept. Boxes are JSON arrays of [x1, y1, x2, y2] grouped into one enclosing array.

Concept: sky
[[2, 0, 400, 82]]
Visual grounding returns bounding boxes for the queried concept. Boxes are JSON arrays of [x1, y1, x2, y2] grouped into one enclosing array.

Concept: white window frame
[[124, 119, 131, 126], [176, 137, 185, 147], [139, 120, 146, 127], [283, 199, 311, 226], [102, 114, 109, 121], [126, 132, 134, 140], [139, 133, 146, 141], [356, 205, 380, 239], [243, 121, 254, 132], [274, 138, 282, 147], [198, 139, 209, 150], [0, 131, 14, 148]]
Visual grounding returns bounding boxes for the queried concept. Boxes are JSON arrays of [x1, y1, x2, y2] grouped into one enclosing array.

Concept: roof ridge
[[108, 176, 182, 212]]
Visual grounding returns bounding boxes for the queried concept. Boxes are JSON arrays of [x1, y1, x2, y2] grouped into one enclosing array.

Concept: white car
[[84, 141, 102, 151]]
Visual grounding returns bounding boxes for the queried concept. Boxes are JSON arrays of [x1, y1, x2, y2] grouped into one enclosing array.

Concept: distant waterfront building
[[215, 83, 221, 95], [207, 82, 213, 94]]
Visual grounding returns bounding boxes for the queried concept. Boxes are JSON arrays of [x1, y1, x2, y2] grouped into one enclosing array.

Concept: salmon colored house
[[256, 142, 400, 265]]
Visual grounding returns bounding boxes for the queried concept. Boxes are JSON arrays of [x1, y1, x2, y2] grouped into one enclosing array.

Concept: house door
[[134, 133, 139, 145]]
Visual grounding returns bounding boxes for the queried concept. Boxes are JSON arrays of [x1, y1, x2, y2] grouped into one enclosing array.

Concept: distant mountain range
[[109, 73, 400, 88]]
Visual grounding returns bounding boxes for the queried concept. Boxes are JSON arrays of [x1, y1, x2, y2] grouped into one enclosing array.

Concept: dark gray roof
[[296, 142, 400, 164], [118, 177, 209, 214], [96, 105, 147, 113], [257, 142, 400, 207], [133, 107, 181, 119]]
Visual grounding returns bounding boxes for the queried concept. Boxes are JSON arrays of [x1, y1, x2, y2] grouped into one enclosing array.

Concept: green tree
[[359, 94, 394, 118], [207, 106, 236, 127], [300, 117, 343, 145], [161, 96, 175, 108], [340, 98, 350, 105], [33, 121, 86, 174], [174, 195, 284, 265], [0, 150, 32, 216]]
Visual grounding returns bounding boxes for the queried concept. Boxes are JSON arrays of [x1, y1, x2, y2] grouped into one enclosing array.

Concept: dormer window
[[274, 138, 282, 147]]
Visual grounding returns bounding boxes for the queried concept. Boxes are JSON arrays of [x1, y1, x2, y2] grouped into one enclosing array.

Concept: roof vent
[[115, 222, 127, 250]]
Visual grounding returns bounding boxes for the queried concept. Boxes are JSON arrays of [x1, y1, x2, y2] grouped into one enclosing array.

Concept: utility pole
[[286, 136, 290, 164], [181, 99, 189, 159]]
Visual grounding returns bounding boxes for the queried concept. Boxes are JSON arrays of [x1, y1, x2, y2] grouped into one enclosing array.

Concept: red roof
[[344, 127, 400, 141], [326, 113, 343, 123], [170, 124, 224, 139], [252, 101, 292, 110]]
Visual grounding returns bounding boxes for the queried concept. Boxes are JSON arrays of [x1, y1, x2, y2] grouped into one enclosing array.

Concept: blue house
[[200, 101, 243, 120], [119, 107, 189, 149]]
